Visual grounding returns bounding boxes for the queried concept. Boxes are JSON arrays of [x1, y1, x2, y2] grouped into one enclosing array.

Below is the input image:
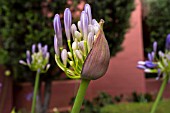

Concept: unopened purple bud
[[153, 41, 157, 52], [42, 45, 48, 57], [54, 35, 60, 56], [84, 4, 92, 24], [32, 44, 36, 53], [53, 14, 63, 47], [26, 50, 31, 65], [38, 43, 42, 51], [137, 65, 146, 70], [166, 34, 170, 50], [81, 11, 88, 40], [45, 52, 50, 60], [145, 61, 157, 68], [64, 8, 72, 40], [148, 53, 153, 61]]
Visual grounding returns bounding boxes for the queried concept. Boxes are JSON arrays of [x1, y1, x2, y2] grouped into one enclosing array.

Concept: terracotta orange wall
[[0, 66, 13, 113], [86, 0, 145, 99]]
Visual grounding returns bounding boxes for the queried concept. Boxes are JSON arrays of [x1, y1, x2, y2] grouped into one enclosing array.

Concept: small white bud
[[61, 49, 68, 66], [87, 32, 94, 51], [71, 24, 77, 40], [74, 31, 82, 41], [67, 52, 72, 59], [69, 61, 74, 67], [78, 41, 85, 53], [92, 19, 100, 28], [75, 50, 83, 61], [77, 21, 82, 33], [93, 25, 99, 34], [72, 41, 78, 50], [88, 25, 95, 35]]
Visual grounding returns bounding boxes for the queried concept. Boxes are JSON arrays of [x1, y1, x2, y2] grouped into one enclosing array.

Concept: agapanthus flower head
[[137, 34, 170, 80], [54, 4, 110, 80], [19, 43, 50, 73]]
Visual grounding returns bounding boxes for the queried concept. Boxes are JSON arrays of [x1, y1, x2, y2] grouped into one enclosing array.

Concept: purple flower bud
[[145, 61, 157, 68], [54, 35, 60, 56], [64, 8, 72, 40], [53, 14, 63, 47], [42, 45, 48, 58], [84, 4, 92, 24], [137, 65, 146, 70], [148, 53, 153, 61], [38, 43, 42, 51], [153, 41, 157, 52], [32, 44, 36, 53], [26, 50, 31, 65], [166, 34, 170, 50], [81, 11, 88, 40]]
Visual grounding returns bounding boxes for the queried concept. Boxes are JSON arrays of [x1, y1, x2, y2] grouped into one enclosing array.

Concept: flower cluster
[[54, 4, 110, 80], [137, 34, 170, 79], [19, 43, 50, 73]]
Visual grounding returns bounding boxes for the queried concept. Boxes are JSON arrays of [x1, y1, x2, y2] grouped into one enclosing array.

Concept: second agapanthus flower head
[[137, 34, 170, 80], [19, 43, 50, 73], [54, 4, 110, 80]]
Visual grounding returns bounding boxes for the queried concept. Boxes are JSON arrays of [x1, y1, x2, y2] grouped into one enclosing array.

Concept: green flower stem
[[31, 70, 41, 113], [150, 74, 168, 113], [71, 79, 90, 113]]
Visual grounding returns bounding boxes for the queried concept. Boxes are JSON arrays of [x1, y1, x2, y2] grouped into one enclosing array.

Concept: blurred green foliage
[[87, 0, 135, 55], [101, 99, 170, 113], [0, 0, 134, 81], [143, 0, 170, 53]]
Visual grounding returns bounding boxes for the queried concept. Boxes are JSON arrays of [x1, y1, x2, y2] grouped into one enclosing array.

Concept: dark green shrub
[[87, 0, 135, 56], [143, 0, 170, 54], [0, 0, 68, 81]]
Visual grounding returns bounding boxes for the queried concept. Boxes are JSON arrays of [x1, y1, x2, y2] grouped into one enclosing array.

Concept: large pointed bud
[[64, 8, 72, 40], [53, 14, 63, 47], [81, 20, 110, 80], [84, 4, 92, 24]]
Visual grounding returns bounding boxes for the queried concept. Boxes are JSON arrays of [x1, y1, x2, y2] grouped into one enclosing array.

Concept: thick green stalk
[[71, 79, 90, 113], [31, 70, 41, 113], [150, 74, 168, 113]]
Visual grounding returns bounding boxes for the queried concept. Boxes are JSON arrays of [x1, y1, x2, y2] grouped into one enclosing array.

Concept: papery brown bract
[[81, 28, 110, 80]]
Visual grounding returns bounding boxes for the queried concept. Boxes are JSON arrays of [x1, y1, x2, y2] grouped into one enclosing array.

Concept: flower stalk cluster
[[54, 4, 110, 80], [19, 43, 50, 113], [53, 4, 110, 113], [137, 34, 170, 113]]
